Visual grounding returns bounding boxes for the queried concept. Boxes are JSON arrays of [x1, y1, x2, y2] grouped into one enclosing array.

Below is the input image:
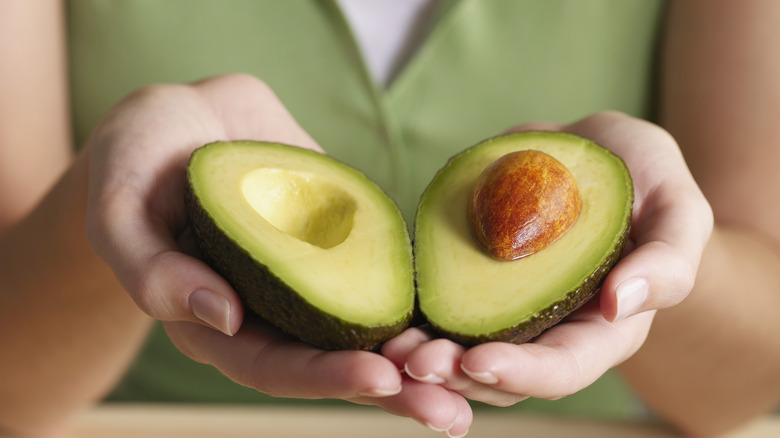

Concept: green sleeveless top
[[67, 0, 665, 418]]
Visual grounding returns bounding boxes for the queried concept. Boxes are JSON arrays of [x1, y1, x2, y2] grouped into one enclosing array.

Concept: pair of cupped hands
[[85, 74, 712, 437]]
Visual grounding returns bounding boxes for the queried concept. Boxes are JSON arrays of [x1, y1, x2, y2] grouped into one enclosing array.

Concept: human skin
[[0, 0, 71, 228], [0, 70, 470, 436], [85, 74, 475, 436], [394, 1, 780, 437], [622, 1, 780, 435], [0, 2, 153, 437], [386, 111, 711, 436], [2, 1, 779, 437]]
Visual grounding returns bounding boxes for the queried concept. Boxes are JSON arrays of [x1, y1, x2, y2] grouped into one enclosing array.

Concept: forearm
[[0, 150, 152, 437], [0, 0, 72, 228], [625, 1, 780, 434], [619, 225, 780, 436]]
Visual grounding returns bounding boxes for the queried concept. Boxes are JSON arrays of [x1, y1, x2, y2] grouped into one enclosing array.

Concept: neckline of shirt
[[335, 0, 438, 89]]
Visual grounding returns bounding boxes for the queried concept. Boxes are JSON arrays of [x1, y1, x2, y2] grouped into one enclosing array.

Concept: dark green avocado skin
[[184, 178, 413, 351], [424, 222, 630, 347]]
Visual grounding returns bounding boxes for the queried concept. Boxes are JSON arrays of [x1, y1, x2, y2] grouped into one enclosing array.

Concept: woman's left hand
[[383, 111, 713, 406]]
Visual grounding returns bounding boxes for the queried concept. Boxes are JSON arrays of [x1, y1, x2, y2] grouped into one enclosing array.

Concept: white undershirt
[[336, 0, 437, 88]]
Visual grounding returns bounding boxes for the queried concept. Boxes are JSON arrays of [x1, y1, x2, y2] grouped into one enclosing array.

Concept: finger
[[508, 112, 712, 320], [84, 83, 248, 333], [403, 338, 527, 407], [601, 167, 712, 321], [167, 318, 474, 435], [562, 112, 713, 320], [404, 338, 463, 385], [87, 76, 323, 334], [381, 326, 435, 369], [352, 378, 472, 437], [459, 308, 655, 400], [88, 188, 244, 335], [361, 328, 476, 435], [447, 394, 474, 438], [601, 239, 695, 322], [163, 317, 404, 399]]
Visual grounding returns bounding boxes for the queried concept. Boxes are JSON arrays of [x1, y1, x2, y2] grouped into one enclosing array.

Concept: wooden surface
[[58, 404, 780, 438]]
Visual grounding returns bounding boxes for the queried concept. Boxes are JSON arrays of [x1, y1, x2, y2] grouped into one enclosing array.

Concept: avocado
[[185, 141, 415, 350], [414, 132, 633, 346]]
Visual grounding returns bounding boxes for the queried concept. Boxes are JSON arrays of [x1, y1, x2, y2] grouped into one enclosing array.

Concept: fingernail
[[358, 386, 402, 397], [448, 429, 469, 438], [404, 363, 446, 384], [613, 277, 648, 322], [189, 289, 233, 336], [425, 422, 450, 433], [460, 364, 499, 384]]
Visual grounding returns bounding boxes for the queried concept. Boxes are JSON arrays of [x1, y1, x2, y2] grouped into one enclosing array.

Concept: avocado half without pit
[[185, 141, 415, 351], [414, 131, 633, 346]]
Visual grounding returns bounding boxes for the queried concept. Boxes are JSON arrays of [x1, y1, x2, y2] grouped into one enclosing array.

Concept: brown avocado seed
[[468, 150, 582, 260]]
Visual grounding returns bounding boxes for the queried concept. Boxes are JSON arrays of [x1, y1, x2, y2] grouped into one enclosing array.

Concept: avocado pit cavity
[[242, 168, 357, 249], [468, 150, 582, 260]]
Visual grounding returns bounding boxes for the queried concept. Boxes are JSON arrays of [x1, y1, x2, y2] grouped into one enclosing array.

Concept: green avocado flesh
[[414, 132, 633, 346], [185, 141, 415, 350]]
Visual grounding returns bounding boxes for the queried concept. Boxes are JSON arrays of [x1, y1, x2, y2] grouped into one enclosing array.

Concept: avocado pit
[[468, 150, 582, 260]]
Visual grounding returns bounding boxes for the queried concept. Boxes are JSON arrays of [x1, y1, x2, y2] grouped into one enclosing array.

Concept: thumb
[[87, 196, 244, 336]]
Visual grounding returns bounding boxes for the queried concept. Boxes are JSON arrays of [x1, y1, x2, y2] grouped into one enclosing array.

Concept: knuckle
[[83, 198, 124, 258], [242, 344, 279, 397], [699, 196, 715, 239], [130, 252, 175, 318], [594, 109, 628, 121], [551, 346, 585, 399], [131, 274, 159, 317], [210, 73, 275, 97], [644, 240, 697, 308], [667, 246, 698, 306], [225, 72, 268, 88], [679, 263, 698, 303], [429, 337, 460, 352], [83, 211, 106, 255], [125, 82, 185, 105]]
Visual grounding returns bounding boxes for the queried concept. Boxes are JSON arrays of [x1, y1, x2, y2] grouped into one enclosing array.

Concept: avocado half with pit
[[414, 131, 633, 346], [185, 141, 415, 351]]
